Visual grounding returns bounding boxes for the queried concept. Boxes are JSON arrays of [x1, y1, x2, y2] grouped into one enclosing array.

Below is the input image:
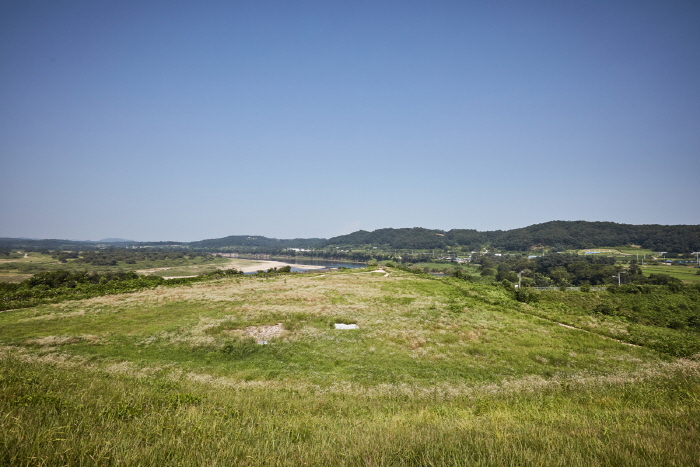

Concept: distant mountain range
[[188, 235, 324, 250], [2, 221, 699, 253]]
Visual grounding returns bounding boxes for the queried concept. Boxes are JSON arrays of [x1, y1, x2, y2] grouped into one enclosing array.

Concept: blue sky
[[2, 0, 699, 241]]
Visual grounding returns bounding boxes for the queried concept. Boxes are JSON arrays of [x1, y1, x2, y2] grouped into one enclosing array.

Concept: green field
[[0, 253, 59, 282], [573, 246, 698, 265], [610, 246, 658, 256], [0, 252, 231, 282], [565, 246, 667, 261], [1, 268, 699, 465], [641, 265, 700, 283]]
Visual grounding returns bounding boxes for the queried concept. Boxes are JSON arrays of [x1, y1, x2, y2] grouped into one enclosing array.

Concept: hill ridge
[[1, 220, 698, 252]]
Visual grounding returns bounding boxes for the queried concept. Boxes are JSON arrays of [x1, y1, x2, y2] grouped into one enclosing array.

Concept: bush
[[221, 337, 260, 358], [514, 288, 539, 304], [593, 303, 615, 315], [452, 269, 474, 281]]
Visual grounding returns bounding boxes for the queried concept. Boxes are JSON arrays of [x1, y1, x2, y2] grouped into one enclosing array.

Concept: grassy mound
[[1, 268, 699, 465]]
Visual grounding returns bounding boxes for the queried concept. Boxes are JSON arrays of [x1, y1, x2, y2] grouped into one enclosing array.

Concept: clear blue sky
[[2, 0, 699, 241]]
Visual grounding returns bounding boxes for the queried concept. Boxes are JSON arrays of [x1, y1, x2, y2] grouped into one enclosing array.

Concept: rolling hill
[[1, 266, 698, 465], [3, 220, 699, 253]]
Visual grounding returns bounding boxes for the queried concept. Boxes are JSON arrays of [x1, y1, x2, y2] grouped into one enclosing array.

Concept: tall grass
[[2, 352, 699, 466], [2, 268, 699, 465]]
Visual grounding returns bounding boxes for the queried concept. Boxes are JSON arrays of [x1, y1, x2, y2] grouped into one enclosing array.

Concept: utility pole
[[614, 271, 626, 286], [692, 252, 700, 266]]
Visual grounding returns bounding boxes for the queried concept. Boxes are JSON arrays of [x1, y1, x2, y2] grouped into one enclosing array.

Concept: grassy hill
[[1, 268, 699, 465]]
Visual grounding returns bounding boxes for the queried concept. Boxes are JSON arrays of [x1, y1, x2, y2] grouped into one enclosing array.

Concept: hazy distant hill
[[187, 235, 324, 250], [0, 238, 98, 251]]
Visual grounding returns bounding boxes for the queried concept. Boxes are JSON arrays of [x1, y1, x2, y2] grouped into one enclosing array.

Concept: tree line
[[0, 268, 243, 311], [62, 249, 215, 266], [2, 220, 698, 254], [469, 252, 685, 288], [324, 222, 700, 253]]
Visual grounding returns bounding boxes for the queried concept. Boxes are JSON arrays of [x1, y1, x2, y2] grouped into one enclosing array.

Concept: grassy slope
[[1, 268, 699, 466], [409, 262, 481, 275]]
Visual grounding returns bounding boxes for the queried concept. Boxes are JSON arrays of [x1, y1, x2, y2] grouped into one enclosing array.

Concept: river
[[242, 257, 367, 274]]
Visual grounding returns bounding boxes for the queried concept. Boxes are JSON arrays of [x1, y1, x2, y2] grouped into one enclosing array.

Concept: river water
[[243, 258, 367, 274]]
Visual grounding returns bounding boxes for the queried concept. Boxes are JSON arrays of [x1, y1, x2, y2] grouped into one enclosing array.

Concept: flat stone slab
[[334, 323, 359, 329]]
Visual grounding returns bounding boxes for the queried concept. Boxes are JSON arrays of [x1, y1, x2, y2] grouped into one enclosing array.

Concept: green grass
[[524, 287, 700, 355], [2, 351, 698, 466], [1, 268, 699, 465], [641, 265, 700, 283], [0, 272, 668, 385], [409, 262, 481, 275]]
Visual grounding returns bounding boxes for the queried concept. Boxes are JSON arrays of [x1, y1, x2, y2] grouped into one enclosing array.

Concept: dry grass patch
[[0, 273, 33, 283], [220, 323, 287, 340], [25, 334, 100, 346], [2, 345, 698, 399]]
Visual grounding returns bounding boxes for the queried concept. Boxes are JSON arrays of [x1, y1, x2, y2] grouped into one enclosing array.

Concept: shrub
[[514, 288, 539, 304], [593, 303, 615, 315], [221, 337, 260, 359]]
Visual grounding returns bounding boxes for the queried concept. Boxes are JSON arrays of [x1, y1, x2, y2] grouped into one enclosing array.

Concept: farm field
[[565, 247, 654, 262], [2, 268, 699, 465], [641, 265, 700, 284], [608, 246, 658, 257]]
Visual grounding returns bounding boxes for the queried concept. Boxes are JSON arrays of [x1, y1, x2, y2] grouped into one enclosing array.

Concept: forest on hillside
[[2, 221, 699, 254], [323, 221, 700, 253]]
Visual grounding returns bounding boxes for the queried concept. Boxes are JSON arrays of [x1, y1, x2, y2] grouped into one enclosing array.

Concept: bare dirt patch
[[231, 260, 325, 273], [244, 323, 286, 340]]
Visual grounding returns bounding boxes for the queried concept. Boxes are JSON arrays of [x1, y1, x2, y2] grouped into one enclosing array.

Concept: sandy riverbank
[[160, 260, 325, 279], [138, 258, 329, 278], [223, 260, 327, 273]]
